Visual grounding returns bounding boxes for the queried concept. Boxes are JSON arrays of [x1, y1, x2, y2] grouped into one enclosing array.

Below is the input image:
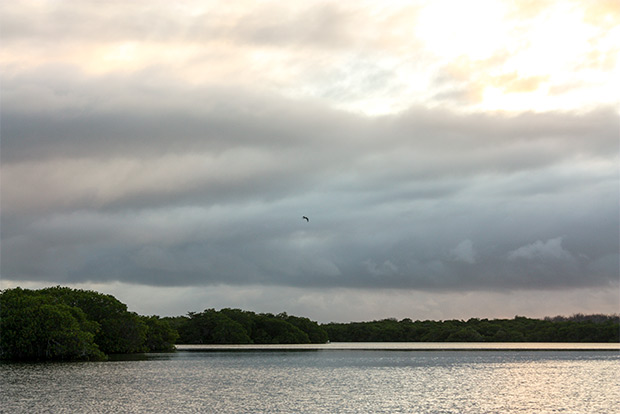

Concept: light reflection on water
[[1, 347, 619, 413]]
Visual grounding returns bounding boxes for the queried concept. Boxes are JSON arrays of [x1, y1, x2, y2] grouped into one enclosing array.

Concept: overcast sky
[[1, 0, 618, 322]]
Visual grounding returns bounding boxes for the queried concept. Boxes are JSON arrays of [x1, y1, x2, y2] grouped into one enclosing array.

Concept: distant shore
[[175, 342, 620, 351]]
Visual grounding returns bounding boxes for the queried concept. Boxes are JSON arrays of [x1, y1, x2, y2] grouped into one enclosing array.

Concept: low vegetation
[[165, 308, 328, 345], [1, 286, 617, 361], [322, 315, 619, 343]]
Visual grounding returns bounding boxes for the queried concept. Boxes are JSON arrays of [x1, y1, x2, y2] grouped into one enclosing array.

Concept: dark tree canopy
[[321, 315, 619, 343], [0, 287, 177, 361], [0, 288, 105, 361], [1, 286, 616, 362], [167, 308, 328, 345]]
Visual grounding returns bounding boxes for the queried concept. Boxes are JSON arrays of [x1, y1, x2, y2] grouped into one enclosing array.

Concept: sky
[[1, 0, 619, 323]]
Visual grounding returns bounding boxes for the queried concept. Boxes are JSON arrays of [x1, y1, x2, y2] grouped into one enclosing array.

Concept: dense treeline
[[322, 315, 620, 343], [0, 286, 328, 361], [2, 286, 618, 362], [0, 287, 178, 361], [165, 308, 329, 345]]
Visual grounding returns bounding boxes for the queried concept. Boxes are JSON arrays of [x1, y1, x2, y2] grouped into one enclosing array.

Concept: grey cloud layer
[[2, 0, 618, 294], [2, 67, 618, 292]]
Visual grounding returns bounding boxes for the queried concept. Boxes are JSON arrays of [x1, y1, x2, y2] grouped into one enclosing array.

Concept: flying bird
[[302, 216, 309, 222]]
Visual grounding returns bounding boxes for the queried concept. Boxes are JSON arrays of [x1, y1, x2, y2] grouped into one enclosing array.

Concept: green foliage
[[173, 308, 328, 344], [252, 314, 309, 344], [141, 316, 180, 352], [219, 308, 257, 337], [321, 315, 620, 343], [446, 327, 484, 342], [177, 309, 252, 344], [278, 313, 329, 344], [3, 285, 616, 362], [0, 286, 176, 361], [36, 286, 148, 354], [0, 288, 105, 361]]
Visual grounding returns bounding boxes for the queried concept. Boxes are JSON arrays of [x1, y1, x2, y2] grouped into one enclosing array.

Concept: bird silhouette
[[302, 216, 309, 222]]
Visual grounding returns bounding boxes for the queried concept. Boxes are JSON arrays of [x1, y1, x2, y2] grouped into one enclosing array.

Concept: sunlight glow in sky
[[1, 0, 618, 322]]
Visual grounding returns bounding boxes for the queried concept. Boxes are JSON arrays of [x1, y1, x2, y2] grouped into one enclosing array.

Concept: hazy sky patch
[[1, 0, 618, 320]]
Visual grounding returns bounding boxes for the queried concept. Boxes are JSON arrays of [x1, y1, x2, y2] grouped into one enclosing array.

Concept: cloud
[[364, 260, 400, 277], [3, 1, 617, 115], [2, 91, 617, 292], [450, 240, 476, 264], [508, 237, 572, 261], [1, 0, 618, 321]]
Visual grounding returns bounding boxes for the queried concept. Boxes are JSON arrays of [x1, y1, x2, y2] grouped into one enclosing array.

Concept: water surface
[[2, 343, 618, 413]]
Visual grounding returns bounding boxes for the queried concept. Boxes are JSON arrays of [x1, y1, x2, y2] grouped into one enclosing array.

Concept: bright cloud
[[1, 0, 618, 320], [508, 237, 573, 261]]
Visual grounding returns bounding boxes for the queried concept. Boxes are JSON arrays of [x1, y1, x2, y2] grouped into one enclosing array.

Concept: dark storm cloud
[[1, 66, 359, 162], [3, 65, 615, 165], [1, 65, 617, 292], [1, 0, 618, 300]]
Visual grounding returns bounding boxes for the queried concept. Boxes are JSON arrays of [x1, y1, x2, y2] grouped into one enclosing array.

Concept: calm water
[[1, 344, 618, 413]]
